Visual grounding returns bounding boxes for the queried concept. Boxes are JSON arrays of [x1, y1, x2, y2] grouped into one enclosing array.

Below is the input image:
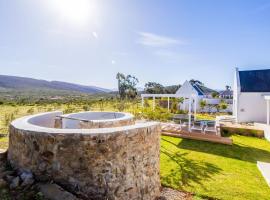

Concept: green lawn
[[161, 135, 270, 200]]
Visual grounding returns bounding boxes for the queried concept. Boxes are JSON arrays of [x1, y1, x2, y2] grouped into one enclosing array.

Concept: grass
[[161, 135, 270, 200]]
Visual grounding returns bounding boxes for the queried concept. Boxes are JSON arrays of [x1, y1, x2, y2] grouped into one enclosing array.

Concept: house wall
[[233, 68, 240, 121], [180, 97, 232, 112], [180, 96, 202, 112], [237, 93, 267, 123]]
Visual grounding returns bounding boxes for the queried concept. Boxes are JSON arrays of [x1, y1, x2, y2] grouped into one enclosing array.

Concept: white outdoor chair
[[204, 121, 217, 135], [191, 121, 204, 133]]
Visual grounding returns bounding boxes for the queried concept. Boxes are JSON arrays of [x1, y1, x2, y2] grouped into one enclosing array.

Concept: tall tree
[[144, 82, 164, 94], [116, 73, 126, 99], [164, 85, 181, 94], [116, 73, 139, 99]]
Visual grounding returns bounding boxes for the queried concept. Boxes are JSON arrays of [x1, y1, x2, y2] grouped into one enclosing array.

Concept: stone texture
[[9, 176, 20, 189], [38, 183, 79, 200], [20, 171, 35, 187], [8, 115, 161, 200], [79, 118, 135, 129]]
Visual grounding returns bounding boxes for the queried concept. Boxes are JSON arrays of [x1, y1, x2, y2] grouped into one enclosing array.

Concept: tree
[[116, 73, 126, 99], [116, 73, 139, 99], [125, 75, 139, 99], [189, 79, 203, 86], [218, 100, 228, 111], [164, 85, 181, 94], [225, 85, 231, 91], [211, 91, 219, 98], [144, 82, 164, 94]]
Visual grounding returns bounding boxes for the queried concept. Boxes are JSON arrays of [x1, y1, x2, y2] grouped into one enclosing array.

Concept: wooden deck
[[161, 123, 233, 145]]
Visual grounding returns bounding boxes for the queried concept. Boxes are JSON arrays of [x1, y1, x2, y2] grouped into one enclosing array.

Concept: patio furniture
[[204, 121, 217, 134], [172, 114, 194, 125], [191, 121, 204, 133]]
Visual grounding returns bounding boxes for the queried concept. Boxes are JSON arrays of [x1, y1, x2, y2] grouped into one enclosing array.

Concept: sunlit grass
[[161, 135, 270, 200]]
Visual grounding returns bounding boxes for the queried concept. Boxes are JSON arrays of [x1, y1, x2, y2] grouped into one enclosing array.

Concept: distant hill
[[0, 75, 111, 94]]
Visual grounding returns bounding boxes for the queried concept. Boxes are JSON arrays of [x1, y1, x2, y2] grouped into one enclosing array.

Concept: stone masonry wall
[[8, 123, 161, 200], [79, 118, 135, 129]]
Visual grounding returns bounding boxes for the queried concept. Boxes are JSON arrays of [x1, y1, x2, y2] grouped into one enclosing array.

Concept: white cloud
[[137, 32, 187, 47], [111, 60, 116, 64]]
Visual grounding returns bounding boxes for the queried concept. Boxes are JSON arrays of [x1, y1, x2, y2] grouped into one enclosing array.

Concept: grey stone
[[5, 175, 15, 182], [9, 176, 20, 189], [20, 171, 34, 187], [38, 183, 79, 200]]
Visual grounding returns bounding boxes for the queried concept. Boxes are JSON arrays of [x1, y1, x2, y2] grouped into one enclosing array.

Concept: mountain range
[[0, 75, 111, 94]]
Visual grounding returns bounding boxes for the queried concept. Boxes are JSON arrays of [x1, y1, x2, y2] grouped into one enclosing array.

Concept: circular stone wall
[[8, 111, 161, 200], [58, 111, 135, 129]]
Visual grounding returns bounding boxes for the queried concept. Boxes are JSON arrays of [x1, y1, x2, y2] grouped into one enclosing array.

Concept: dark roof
[[191, 83, 216, 96], [239, 69, 270, 92], [192, 84, 204, 95], [219, 90, 233, 96]]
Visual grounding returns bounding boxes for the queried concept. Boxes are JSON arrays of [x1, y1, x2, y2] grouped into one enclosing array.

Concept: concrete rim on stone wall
[[10, 111, 158, 135], [60, 111, 135, 129]]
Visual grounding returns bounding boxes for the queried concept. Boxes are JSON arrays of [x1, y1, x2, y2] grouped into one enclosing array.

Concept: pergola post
[[141, 96, 144, 108], [267, 99, 270, 125], [194, 97, 197, 121], [188, 97, 192, 132], [167, 97, 170, 111], [153, 96, 155, 110]]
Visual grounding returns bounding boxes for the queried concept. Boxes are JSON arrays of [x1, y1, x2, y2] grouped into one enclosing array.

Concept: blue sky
[[1, 0, 270, 89]]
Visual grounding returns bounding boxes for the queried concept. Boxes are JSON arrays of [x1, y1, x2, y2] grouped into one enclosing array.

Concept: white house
[[141, 80, 232, 113], [176, 80, 214, 111], [177, 81, 232, 112], [233, 68, 270, 124]]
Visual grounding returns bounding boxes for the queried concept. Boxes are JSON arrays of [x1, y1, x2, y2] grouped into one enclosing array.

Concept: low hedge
[[220, 127, 264, 138]]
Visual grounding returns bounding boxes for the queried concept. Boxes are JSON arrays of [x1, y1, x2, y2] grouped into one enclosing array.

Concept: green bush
[[140, 107, 173, 121], [220, 127, 264, 138]]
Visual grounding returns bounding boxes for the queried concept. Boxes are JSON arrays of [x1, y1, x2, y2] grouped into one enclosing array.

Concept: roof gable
[[175, 81, 215, 96], [239, 69, 270, 92], [175, 80, 199, 96]]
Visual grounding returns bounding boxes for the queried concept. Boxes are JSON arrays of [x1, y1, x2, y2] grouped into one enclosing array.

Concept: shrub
[[141, 107, 173, 122], [220, 127, 264, 138], [27, 107, 35, 114], [82, 105, 90, 111]]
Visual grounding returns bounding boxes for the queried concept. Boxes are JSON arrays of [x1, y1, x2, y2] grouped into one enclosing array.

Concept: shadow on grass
[[174, 137, 270, 163], [161, 143, 222, 192]]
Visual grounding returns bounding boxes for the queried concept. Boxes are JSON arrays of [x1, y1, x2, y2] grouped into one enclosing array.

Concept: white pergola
[[141, 93, 198, 131], [264, 95, 270, 125]]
